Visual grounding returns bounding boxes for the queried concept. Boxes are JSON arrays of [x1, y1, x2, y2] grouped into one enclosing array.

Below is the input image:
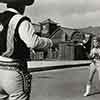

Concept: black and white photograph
[[0, 0, 100, 100]]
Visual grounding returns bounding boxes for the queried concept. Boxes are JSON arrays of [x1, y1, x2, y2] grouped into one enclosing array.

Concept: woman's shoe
[[83, 85, 91, 97]]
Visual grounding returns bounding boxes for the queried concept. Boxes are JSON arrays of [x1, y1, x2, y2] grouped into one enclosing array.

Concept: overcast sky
[[0, 0, 100, 28]]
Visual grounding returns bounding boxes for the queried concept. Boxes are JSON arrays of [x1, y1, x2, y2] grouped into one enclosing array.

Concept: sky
[[0, 0, 100, 28]]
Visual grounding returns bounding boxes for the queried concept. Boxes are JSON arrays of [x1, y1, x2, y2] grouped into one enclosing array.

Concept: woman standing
[[84, 36, 100, 96]]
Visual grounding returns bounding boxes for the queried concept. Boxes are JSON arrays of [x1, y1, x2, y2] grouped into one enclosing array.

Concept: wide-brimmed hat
[[0, 0, 34, 6]]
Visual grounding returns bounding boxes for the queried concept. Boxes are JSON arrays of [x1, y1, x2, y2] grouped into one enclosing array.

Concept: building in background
[[31, 19, 95, 60]]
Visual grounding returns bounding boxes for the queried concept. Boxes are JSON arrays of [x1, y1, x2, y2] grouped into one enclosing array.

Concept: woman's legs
[[84, 63, 96, 96]]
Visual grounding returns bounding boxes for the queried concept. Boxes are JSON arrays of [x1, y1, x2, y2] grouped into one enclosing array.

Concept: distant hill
[[78, 26, 100, 36]]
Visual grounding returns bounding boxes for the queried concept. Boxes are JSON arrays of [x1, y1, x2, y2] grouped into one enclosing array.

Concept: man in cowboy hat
[[0, 0, 53, 100]]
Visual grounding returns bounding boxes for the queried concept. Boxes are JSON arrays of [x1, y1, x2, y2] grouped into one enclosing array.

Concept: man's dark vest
[[0, 11, 30, 61]]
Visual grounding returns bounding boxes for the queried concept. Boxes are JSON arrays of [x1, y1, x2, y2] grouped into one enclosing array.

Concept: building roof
[[49, 26, 75, 40], [40, 18, 58, 24]]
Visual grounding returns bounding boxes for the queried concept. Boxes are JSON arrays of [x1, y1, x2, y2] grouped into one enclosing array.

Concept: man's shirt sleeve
[[18, 20, 53, 49]]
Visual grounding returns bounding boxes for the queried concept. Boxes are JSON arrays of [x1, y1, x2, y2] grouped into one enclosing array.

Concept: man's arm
[[18, 20, 53, 50]]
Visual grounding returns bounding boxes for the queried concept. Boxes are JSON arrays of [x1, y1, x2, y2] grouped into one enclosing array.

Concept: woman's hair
[[96, 37, 100, 44], [92, 36, 100, 48]]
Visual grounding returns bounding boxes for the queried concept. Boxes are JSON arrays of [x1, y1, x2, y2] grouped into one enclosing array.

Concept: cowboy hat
[[0, 0, 34, 6]]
